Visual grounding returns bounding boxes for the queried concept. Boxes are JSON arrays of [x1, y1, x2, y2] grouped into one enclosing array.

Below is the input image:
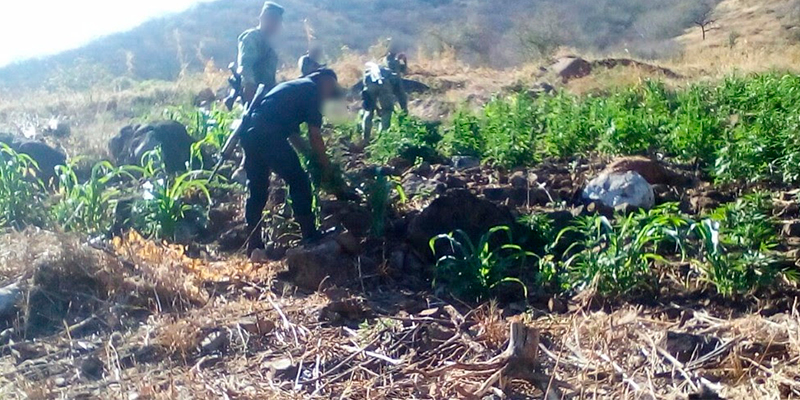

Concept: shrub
[[52, 161, 134, 235], [368, 113, 442, 164], [430, 226, 532, 302], [558, 205, 690, 296], [439, 109, 484, 158], [481, 93, 537, 168], [0, 144, 47, 228], [133, 171, 212, 240]]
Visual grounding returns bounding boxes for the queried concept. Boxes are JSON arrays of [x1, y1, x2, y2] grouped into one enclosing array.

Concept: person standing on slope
[[242, 69, 346, 259], [232, 1, 284, 184]]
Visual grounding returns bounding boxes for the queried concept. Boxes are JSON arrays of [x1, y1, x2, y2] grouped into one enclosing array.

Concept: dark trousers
[[241, 131, 313, 244]]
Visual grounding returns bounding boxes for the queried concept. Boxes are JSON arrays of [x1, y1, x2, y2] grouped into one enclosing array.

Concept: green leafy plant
[[692, 194, 785, 296], [0, 144, 47, 228], [367, 169, 406, 237], [691, 219, 784, 297], [430, 226, 532, 302], [133, 171, 212, 240], [52, 160, 134, 235], [559, 205, 689, 296], [367, 113, 442, 164]]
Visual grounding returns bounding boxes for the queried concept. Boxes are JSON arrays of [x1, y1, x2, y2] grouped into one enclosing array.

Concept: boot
[[296, 214, 321, 243]]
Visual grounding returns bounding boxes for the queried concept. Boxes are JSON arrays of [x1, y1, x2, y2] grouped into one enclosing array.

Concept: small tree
[[693, 6, 718, 40]]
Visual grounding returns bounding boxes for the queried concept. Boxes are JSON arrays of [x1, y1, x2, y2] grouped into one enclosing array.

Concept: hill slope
[[0, 0, 717, 89]]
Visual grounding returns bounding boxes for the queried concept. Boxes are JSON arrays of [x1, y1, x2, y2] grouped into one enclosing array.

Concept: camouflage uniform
[[361, 64, 408, 142], [237, 28, 279, 91], [384, 52, 408, 75]]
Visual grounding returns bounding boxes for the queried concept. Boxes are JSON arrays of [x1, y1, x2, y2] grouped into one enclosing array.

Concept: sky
[[0, 0, 213, 67]]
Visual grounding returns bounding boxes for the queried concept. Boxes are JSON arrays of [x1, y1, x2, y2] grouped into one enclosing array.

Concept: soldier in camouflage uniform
[[237, 2, 283, 103], [233, 1, 284, 183], [360, 56, 408, 143]]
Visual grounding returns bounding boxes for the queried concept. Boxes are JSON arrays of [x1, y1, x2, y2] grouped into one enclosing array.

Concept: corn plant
[[430, 226, 532, 302], [367, 169, 406, 237], [559, 205, 689, 296], [52, 160, 134, 235], [691, 219, 784, 297], [0, 144, 47, 228], [133, 171, 212, 240]]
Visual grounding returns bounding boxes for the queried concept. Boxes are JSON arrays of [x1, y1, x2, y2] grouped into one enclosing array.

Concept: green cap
[[261, 2, 284, 17]]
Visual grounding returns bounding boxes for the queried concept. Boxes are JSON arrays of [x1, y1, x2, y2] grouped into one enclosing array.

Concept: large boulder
[[407, 189, 517, 260], [583, 171, 654, 210], [283, 232, 362, 291], [550, 56, 592, 82], [109, 121, 194, 173], [604, 156, 691, 187], [0, 134, 66, 183]]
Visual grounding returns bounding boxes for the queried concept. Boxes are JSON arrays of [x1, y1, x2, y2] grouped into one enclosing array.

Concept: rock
[[0, 282, 21, 319], [0, 136, 68, 184], [195, 88, 216, 106], [199, 330, 228, 355], [284, 236, 356, 291], [663, 331, 722, 363], [509, 171, 529, 188], [237, 318, 275, 335], [402, 174, 445, 198], [550, 56, 592, 82], [109, 121, 194, 173], [583, 171, 655, 210], [783, 221, 800, 238], [78, 355, 105, 380], [451, 156, 480, 170], [408, 189, 517, 260], [604, 156, 691, 187], [45, 118, 70, 137]]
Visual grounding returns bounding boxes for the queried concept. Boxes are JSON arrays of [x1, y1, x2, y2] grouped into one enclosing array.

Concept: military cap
[[261, 2, 285, 17]]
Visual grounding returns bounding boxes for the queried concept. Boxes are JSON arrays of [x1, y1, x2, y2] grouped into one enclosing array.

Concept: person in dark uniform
[[241, 69, 342, 256]]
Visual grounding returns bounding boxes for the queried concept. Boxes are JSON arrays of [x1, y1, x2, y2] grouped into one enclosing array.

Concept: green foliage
[[692, 194, 784, 296], [52, 160, 133, 235], [0, 144, 47, 228], [430, 226, 532, 302], [133, 171, 212, 240], [559, 205, 690, 296], [164, 104, 239, 169], [439, 109, 484, 158], [367, 113, 442, 164], [691, 219, 783, 297], [481, 93, 537, 168], [366, 170, 405, 237]]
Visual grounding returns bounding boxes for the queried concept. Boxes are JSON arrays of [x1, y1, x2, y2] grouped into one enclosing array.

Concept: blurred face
[[309, 48, 322, 59], [259, 13, 283, 36], [318, 77, 338, 100]]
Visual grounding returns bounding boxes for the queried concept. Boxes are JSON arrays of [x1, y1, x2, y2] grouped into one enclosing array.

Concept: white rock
[[583, 171, 655, 210]]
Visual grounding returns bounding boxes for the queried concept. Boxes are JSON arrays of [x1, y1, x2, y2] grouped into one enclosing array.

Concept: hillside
[[0, 0, 718, 89], [4, 1, 800, 399]]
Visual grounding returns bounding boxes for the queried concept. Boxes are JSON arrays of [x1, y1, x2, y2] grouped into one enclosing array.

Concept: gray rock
[[285, 236, 356, 291], [0, 282, 21, 319], [583, 171, 654, 210], [451, 156, 480, 170]]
